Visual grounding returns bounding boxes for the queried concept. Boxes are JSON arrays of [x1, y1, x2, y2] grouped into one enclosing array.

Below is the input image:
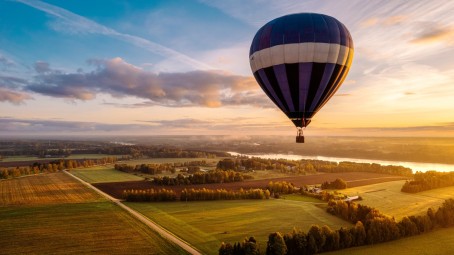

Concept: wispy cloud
[[0, 116, 288, 135], [15, 0, 212, 71], [0, 75, 29, 89], [0, 88, 32, 104], [0, 117, 145, 133], [0, 54, 15, 70], [25, 58, 269, 108], [361, 16, 407, 28], [34, 61, 51, 73], [411, 25, 454, 45]]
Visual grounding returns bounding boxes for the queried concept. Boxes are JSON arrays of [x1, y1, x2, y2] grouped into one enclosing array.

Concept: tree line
[[219, 237, 260, 255], [123, 187, 270, 202], [321, 178, 348, 189], [311, 160, 413, 176], [220, 198, 454, 254], [152, 170, 247, 186], [217, 157, 314, 174], [122, 188, 177, 202], [217, 157, 413, 177], [180, 188, 270, 201], [267, 181, 296, 195], [401, 171, 454, 193], [115, 163, 174, 175], [114, 160, 213, 175], [0, 157, 118, 179]]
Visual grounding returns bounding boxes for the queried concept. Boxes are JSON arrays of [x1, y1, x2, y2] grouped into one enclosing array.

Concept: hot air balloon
[[249, 13, 354, 143]]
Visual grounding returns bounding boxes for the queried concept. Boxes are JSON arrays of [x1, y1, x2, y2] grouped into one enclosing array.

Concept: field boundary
[[63, 170, 201, 255]]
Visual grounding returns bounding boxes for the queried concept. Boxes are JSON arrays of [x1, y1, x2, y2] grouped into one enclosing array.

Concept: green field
[[342, 180, 454, 219], [0, 202, 188, 255], [127, 199, 352, 254], [325, 227, 454, 255], [282, 193, 326, 203], [70, 166, 144, 183]]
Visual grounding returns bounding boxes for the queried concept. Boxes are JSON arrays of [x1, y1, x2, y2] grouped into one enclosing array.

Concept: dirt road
[[63, 170, 201, 255]]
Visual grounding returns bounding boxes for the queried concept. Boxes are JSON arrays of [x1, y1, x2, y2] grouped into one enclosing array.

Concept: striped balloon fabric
[[249, 13, 354, 128]]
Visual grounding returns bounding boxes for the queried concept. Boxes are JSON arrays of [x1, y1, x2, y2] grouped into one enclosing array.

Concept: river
[[227, 152, 454, 173]]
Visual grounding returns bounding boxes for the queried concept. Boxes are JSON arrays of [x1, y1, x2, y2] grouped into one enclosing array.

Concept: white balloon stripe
[[250, 42, 353, 73]]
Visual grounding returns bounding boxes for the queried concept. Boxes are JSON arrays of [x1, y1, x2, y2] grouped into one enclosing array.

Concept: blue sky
[[1, 0, 454, 137]]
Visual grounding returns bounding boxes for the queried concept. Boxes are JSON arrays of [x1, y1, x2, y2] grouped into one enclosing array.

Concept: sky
[[1, 0, 454, 137]]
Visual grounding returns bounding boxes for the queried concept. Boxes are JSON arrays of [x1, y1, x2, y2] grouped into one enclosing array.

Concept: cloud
[[26, 58, 269, 108], [0, 117, 144, 133], [0, 55, 15, 70], [0, 75, 29, 89], [0, 116, 288, 135], [0, 88, 33, 104], [34, 61, 51, 73], [15, 0, 212, 71], [361, 16, 407, 28], [411, 25, 454, 44]]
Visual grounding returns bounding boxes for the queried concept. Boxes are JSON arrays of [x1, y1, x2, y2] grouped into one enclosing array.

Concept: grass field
[[342, 180, 454, 220], [281, 193, 326, 203], [70, 166, 144, 183], [325, 227, 454, 255], [0, 202, 188, 255], [0, 172, 104, 206], [127, 199, 352, 254]]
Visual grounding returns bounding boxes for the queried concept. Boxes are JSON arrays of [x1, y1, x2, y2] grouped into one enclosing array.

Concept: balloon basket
[[296, 135, 305, 143]]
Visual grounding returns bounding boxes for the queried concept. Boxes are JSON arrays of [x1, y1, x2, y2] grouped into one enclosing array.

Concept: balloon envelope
[[249, 13, 354, 128]]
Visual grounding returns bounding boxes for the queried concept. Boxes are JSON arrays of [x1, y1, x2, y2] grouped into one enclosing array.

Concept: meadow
[[70, 166, 144, 183], [342, 180, 454, 219], [127, 199, 352, 254], [325, 227, 454, 255]]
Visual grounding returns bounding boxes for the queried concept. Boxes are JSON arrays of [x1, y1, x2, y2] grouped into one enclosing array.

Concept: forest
[[217, 157, 412, 176], [401, 171, 454, 193]]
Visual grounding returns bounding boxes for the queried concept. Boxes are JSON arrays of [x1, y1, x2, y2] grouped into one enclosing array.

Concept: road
[[63, 170, 202, 255]]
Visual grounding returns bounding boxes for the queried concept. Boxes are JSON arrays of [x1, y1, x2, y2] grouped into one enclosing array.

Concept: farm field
[[0, 202, 189, 255], [70, 166, 144, 183], [342, 180, 454, 220], [0, 172, 190, 254], [127, 199, 352, 254], [0, 172, 104, 206], [325, 227, 454, 255], [95, 172, 407, 199]]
